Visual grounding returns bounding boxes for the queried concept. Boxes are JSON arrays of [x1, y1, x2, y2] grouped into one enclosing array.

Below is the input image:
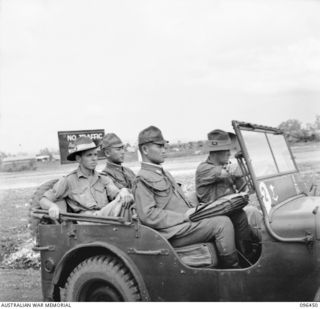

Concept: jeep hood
[[270, 195, 320, 240]]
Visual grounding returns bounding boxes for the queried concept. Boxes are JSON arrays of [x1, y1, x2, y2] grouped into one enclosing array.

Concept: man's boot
[[230, 210, 257, 262], [220, 251, 240, 269]]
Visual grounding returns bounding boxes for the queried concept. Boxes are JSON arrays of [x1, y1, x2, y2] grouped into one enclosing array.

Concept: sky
[[1, 0, 320, 154]]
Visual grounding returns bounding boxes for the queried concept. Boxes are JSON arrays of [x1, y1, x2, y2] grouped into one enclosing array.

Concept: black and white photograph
[[0, 0, 320, 304]]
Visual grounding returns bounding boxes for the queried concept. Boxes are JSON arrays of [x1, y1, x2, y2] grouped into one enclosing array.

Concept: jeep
[[31, 120, 320, 301]]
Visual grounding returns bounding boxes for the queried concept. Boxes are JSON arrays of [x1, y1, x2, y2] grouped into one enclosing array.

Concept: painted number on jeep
[[258, 176, 298, 212], [259, 182, 272, 213]]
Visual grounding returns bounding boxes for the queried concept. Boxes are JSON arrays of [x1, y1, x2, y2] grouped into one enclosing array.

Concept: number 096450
[[300, 303, 318, 307]]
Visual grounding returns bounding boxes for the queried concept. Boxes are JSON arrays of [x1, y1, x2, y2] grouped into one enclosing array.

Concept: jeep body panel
[[37, 219, 320, 301], [270, 195, 320, 239]]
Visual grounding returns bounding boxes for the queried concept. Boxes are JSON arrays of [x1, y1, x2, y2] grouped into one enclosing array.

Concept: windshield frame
[[231, 121, 310, 244], [239, 128, 298, 180]]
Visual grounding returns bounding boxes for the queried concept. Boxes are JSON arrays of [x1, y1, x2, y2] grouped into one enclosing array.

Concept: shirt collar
[[206, 156, 217, 166], [76, 166, 99, 180], [141, 162, 163, 175], [106, 161, 123, 170]]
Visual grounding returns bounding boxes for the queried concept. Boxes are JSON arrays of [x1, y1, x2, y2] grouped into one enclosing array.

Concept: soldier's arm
[[196, 164, 228, 186], [134, 181, 188, 230], [126, 167, 136, 192], [40, 177, 69, 219], [104, 176, 133, 206], [103, 176, 120, 199]]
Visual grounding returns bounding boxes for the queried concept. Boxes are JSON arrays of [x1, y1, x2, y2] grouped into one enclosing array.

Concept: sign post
[[57, 129, 105, 164]]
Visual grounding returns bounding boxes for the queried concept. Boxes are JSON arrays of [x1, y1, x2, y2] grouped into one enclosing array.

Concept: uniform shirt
[[43, 167, 119, 213], [134, 162, 193, 239], [195, 158, 242, 204], [101, 162, 135, 190]]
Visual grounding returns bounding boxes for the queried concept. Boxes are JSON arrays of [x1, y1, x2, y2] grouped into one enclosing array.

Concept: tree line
[[279, 115, 320, 143]]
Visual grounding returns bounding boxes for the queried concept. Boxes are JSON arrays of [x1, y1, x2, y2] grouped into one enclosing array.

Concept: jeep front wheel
[[62, 255, 141, 302]]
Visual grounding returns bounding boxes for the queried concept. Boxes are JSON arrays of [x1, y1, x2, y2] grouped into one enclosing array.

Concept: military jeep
[[31, 121, 320, 301]]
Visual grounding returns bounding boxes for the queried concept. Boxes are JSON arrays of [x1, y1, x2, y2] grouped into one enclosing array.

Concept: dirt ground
[[0, 269, 42, 301], [0, 146, 319, 302], [0, 187, 42, 301]]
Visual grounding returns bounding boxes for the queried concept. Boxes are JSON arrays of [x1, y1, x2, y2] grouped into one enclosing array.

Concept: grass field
[[0, 187, 39, 268]]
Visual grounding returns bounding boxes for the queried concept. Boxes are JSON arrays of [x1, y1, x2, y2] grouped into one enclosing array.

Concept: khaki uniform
[[101, 162, 135, 190], [134, 162, 192, 239], [196, 158, 262, 243], [43, 167, 119, 213], [133, 162, 237, 258], [195, 158, 243, 203]]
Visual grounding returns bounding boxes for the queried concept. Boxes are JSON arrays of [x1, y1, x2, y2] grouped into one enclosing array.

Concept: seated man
[[133, 126, 240, 268], [195, 129, 263, 252], [100, 133, 135, 191], [40, 136, 133, 220]]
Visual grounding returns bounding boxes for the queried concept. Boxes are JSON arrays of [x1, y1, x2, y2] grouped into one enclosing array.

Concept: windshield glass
[[241, 130, 296, 179], [241, 131, 277, 178], [266, 133, 296, 173]]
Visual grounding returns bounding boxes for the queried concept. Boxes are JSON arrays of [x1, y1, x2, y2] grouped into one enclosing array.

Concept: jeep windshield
[[240, 127, 297, 180]]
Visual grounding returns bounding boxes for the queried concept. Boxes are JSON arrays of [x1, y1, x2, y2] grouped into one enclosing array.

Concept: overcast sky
[[1, 0, 320, 154]]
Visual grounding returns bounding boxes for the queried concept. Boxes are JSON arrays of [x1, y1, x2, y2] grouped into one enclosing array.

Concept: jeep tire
[[62, 255, 141, 301]]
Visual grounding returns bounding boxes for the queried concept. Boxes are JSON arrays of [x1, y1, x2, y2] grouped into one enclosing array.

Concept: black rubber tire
[[28, 178, 59, 239], [62, 255, 141, 302]]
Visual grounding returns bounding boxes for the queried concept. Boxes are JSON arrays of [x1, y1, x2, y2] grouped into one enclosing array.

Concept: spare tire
[[28, 178, 59, 239]]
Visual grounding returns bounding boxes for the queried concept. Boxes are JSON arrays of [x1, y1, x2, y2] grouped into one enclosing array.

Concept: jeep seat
[[174, 242, 218, 268]]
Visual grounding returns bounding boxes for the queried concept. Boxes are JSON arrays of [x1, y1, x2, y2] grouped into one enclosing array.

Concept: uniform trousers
[[228, 209, 255, 256], [169, 209, 257, 258], [169, 216, 236, 257]]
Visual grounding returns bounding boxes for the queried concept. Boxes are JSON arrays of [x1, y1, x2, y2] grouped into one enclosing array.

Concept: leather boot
[[220, 251, 240, 269]]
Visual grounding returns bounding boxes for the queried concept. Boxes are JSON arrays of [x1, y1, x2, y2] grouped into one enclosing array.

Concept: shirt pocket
[[70, 186, 90, 206], [93, 183, 108, 206], [93, 182, 105, 193], [151, 179, 171, 198]]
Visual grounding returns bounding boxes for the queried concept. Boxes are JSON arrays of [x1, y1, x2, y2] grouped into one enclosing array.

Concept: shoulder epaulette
[[134, 174, 171, 192], [132, 175, 154, 192], [66, 169, 78, 177]]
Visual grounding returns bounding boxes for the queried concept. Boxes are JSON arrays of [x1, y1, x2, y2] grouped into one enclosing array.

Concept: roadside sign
[[57, 129, 105, 164]]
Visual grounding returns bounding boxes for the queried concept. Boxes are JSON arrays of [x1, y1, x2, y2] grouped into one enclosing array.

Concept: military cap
[[101, 133, 124, 149], [206, 129, 233, 151], [138, 126, 169, 146], [67, 136, 98, 161]]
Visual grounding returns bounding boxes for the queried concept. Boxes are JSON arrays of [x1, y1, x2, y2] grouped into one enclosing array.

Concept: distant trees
[[38, 148, 53, 160], [279, 115, 320, 143], [37, 148, 61, 161], [0, 152, 8, 159], [311, 115, 320, 130], [279, 119, 302, 133]]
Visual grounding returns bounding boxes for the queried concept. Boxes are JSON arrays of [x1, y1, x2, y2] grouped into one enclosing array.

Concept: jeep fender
[[52, 241, 150, 301]]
